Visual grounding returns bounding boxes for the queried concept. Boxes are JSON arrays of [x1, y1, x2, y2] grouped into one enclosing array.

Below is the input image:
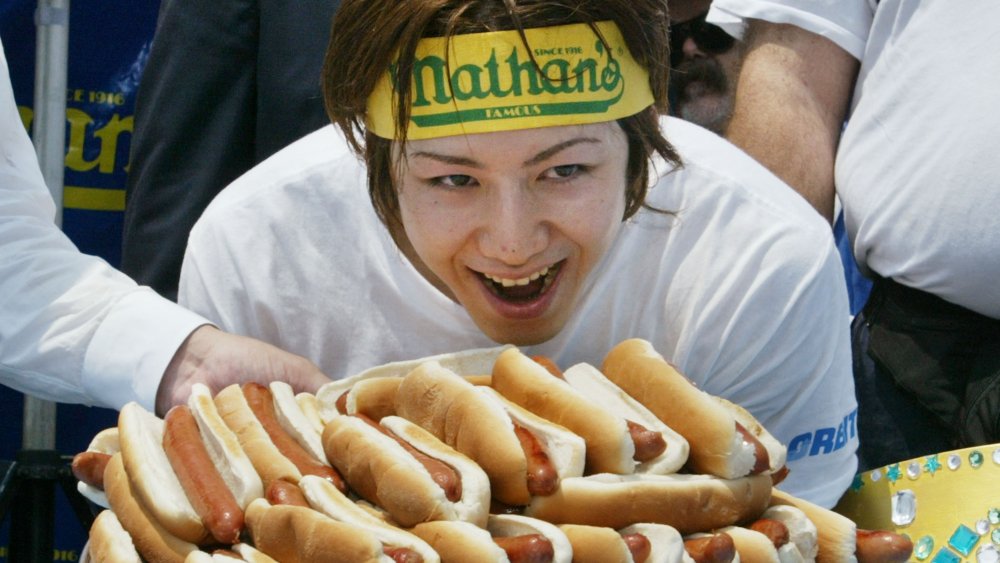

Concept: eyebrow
[[408, 137, 602, 168]]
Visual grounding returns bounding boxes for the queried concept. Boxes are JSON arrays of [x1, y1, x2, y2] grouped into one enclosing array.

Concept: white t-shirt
[[0, 39, 206, 411], [180, 118, 858, 507], [710, 0, 1000, 319]]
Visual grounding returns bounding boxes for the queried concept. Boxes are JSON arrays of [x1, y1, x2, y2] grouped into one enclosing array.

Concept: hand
[[155, 325, 331, 416]]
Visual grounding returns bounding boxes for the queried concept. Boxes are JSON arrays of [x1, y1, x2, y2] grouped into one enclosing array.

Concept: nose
[[477, 185, 548, 265], [683, 36, 707, 59]]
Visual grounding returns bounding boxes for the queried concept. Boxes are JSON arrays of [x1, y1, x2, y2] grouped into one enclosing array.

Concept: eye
[[430, 174, 478, 188], [541, 164, 585, 181]]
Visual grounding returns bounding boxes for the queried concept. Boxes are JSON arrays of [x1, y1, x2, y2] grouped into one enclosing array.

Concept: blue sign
[[1, 1, 159, 560]]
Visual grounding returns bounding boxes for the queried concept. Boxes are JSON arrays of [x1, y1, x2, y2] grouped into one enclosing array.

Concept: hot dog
[[560, 362, 690, 474], [162, 404, 244, 544], [682, 533, 736, 563], [525, 472, 773, 535], [600, 339, 785, 479], [213, 383, 345, 492], [560, 523, 694, 563], [118, 402, 209, 544], [243, 498, 386, 563], [73, 427, 120, 506], [768, 489, 912, 563], [409, 515, 572, 563], [322, 413, 491, 528], [316, 346, 510, 423], [393, 361, 585, 507], [756, 505, 818, 562], [490, 348, 638, 475], [715, 525, 783, 563], [299, 475, 440, 563], [186, 383, 264, 510]]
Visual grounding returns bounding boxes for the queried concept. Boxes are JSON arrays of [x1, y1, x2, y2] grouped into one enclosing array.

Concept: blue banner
[[1, 1, 159, 560]]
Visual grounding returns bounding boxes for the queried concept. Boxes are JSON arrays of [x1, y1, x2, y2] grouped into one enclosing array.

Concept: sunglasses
[[669, 11, 735, 62]]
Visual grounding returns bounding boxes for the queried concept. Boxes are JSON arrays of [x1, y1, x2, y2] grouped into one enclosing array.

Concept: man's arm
[[725, 21, 859, 223]]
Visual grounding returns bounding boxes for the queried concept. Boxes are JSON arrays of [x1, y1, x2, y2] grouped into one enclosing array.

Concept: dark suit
[[122, 0, 341, 300]]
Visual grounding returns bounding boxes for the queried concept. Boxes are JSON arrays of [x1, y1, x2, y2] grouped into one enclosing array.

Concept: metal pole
[[24, 0, 71, 453], [9, 3, 74, 560]]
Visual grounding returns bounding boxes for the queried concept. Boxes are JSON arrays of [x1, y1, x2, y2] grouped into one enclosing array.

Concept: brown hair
[[323, 0, 679, 230]]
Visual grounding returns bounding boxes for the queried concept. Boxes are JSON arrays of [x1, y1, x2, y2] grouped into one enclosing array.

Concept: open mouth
[[477, 261, 563, 303]]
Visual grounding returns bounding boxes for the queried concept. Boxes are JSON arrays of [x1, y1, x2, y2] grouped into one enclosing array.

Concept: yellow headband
[[366, 21, 654, 140]]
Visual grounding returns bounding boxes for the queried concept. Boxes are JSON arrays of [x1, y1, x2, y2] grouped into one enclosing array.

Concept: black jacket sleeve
[[122, 0, 339, 300]]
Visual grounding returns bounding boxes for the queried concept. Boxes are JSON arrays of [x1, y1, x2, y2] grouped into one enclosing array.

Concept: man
[[0, 39, 330, 415], [668, 10, 741, 135], [711, 0, 1000, 469]]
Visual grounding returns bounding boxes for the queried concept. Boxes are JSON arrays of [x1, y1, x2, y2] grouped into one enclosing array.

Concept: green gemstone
[[971, 450, 985, 468], [915, 535, 935, 559], [990, 507, 1000, 525], [993, 528, 1000, 545]]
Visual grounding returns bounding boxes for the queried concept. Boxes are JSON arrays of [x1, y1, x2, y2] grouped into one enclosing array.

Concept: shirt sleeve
[[0, 39, 208, 411], [707, 0, 874, 60]]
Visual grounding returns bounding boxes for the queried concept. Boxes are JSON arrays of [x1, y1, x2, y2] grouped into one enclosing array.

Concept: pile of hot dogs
[[72, 338, 913, 563]]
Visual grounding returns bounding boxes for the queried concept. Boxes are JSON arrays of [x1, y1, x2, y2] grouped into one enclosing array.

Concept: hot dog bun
[[117, 402, 208, 544], [717, 526, 781, 563], [243, 498, 385, 563], [323, 413, 491, 527], [269, 381, 326, 462], [559, 524, 637, 562], [315, 345, 512, 422], [561, 362, 689, 474], [395, 360, 585, 506], [409, 521, 509, 562], [491, 348, 635, 475], [103, 453, 198, 563], [601, 339, 774, 479], [299, 475, 441, 562], [187, 384, 263, 510], [525, 472, 772, 535], [88, 509, 141, 563]]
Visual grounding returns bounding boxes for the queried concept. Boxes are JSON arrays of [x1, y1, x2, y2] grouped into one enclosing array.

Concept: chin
[[477, 318, 564, 347]]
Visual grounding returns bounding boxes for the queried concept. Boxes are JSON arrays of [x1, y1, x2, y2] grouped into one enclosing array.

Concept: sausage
[[684, 533, 736, 563], [770, 465, 790, 486], [71, 451, 111, 490], [493, 534, 555, 563], [621, 532, 652, 563], [748, 518, 790, 548], [355, 414, 463, 502], [513, 422, 559, 496], [162, 404, 245, 545], [265, 479, 310, 507], [384, 546, 424, 563], [242, 383, 348, 492], [735, 422, 770, 475], [625, 420, 667, 462], [335, 390, 349, 415], [855, 529, 913, 562]]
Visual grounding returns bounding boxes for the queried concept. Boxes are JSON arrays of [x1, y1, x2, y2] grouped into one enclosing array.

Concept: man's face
[[392, 122, 629, 346], [669, 12, 741, 134]]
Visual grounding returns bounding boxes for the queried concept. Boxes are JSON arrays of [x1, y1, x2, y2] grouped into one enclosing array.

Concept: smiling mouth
[[478, 261, 563, 302]]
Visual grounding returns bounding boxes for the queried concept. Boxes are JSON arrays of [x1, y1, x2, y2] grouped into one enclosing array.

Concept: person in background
[[668, 10, 741, 135], [710, 0, 1000, 469], [0, 39, 330, 416], [122, 0, 342, 301], [178, 0, 858, 507]]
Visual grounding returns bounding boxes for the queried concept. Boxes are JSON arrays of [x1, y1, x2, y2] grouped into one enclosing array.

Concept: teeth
[[487, 266, 550, 288]]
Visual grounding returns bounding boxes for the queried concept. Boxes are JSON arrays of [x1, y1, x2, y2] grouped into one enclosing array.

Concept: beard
[[669, 56, 733, 135]]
